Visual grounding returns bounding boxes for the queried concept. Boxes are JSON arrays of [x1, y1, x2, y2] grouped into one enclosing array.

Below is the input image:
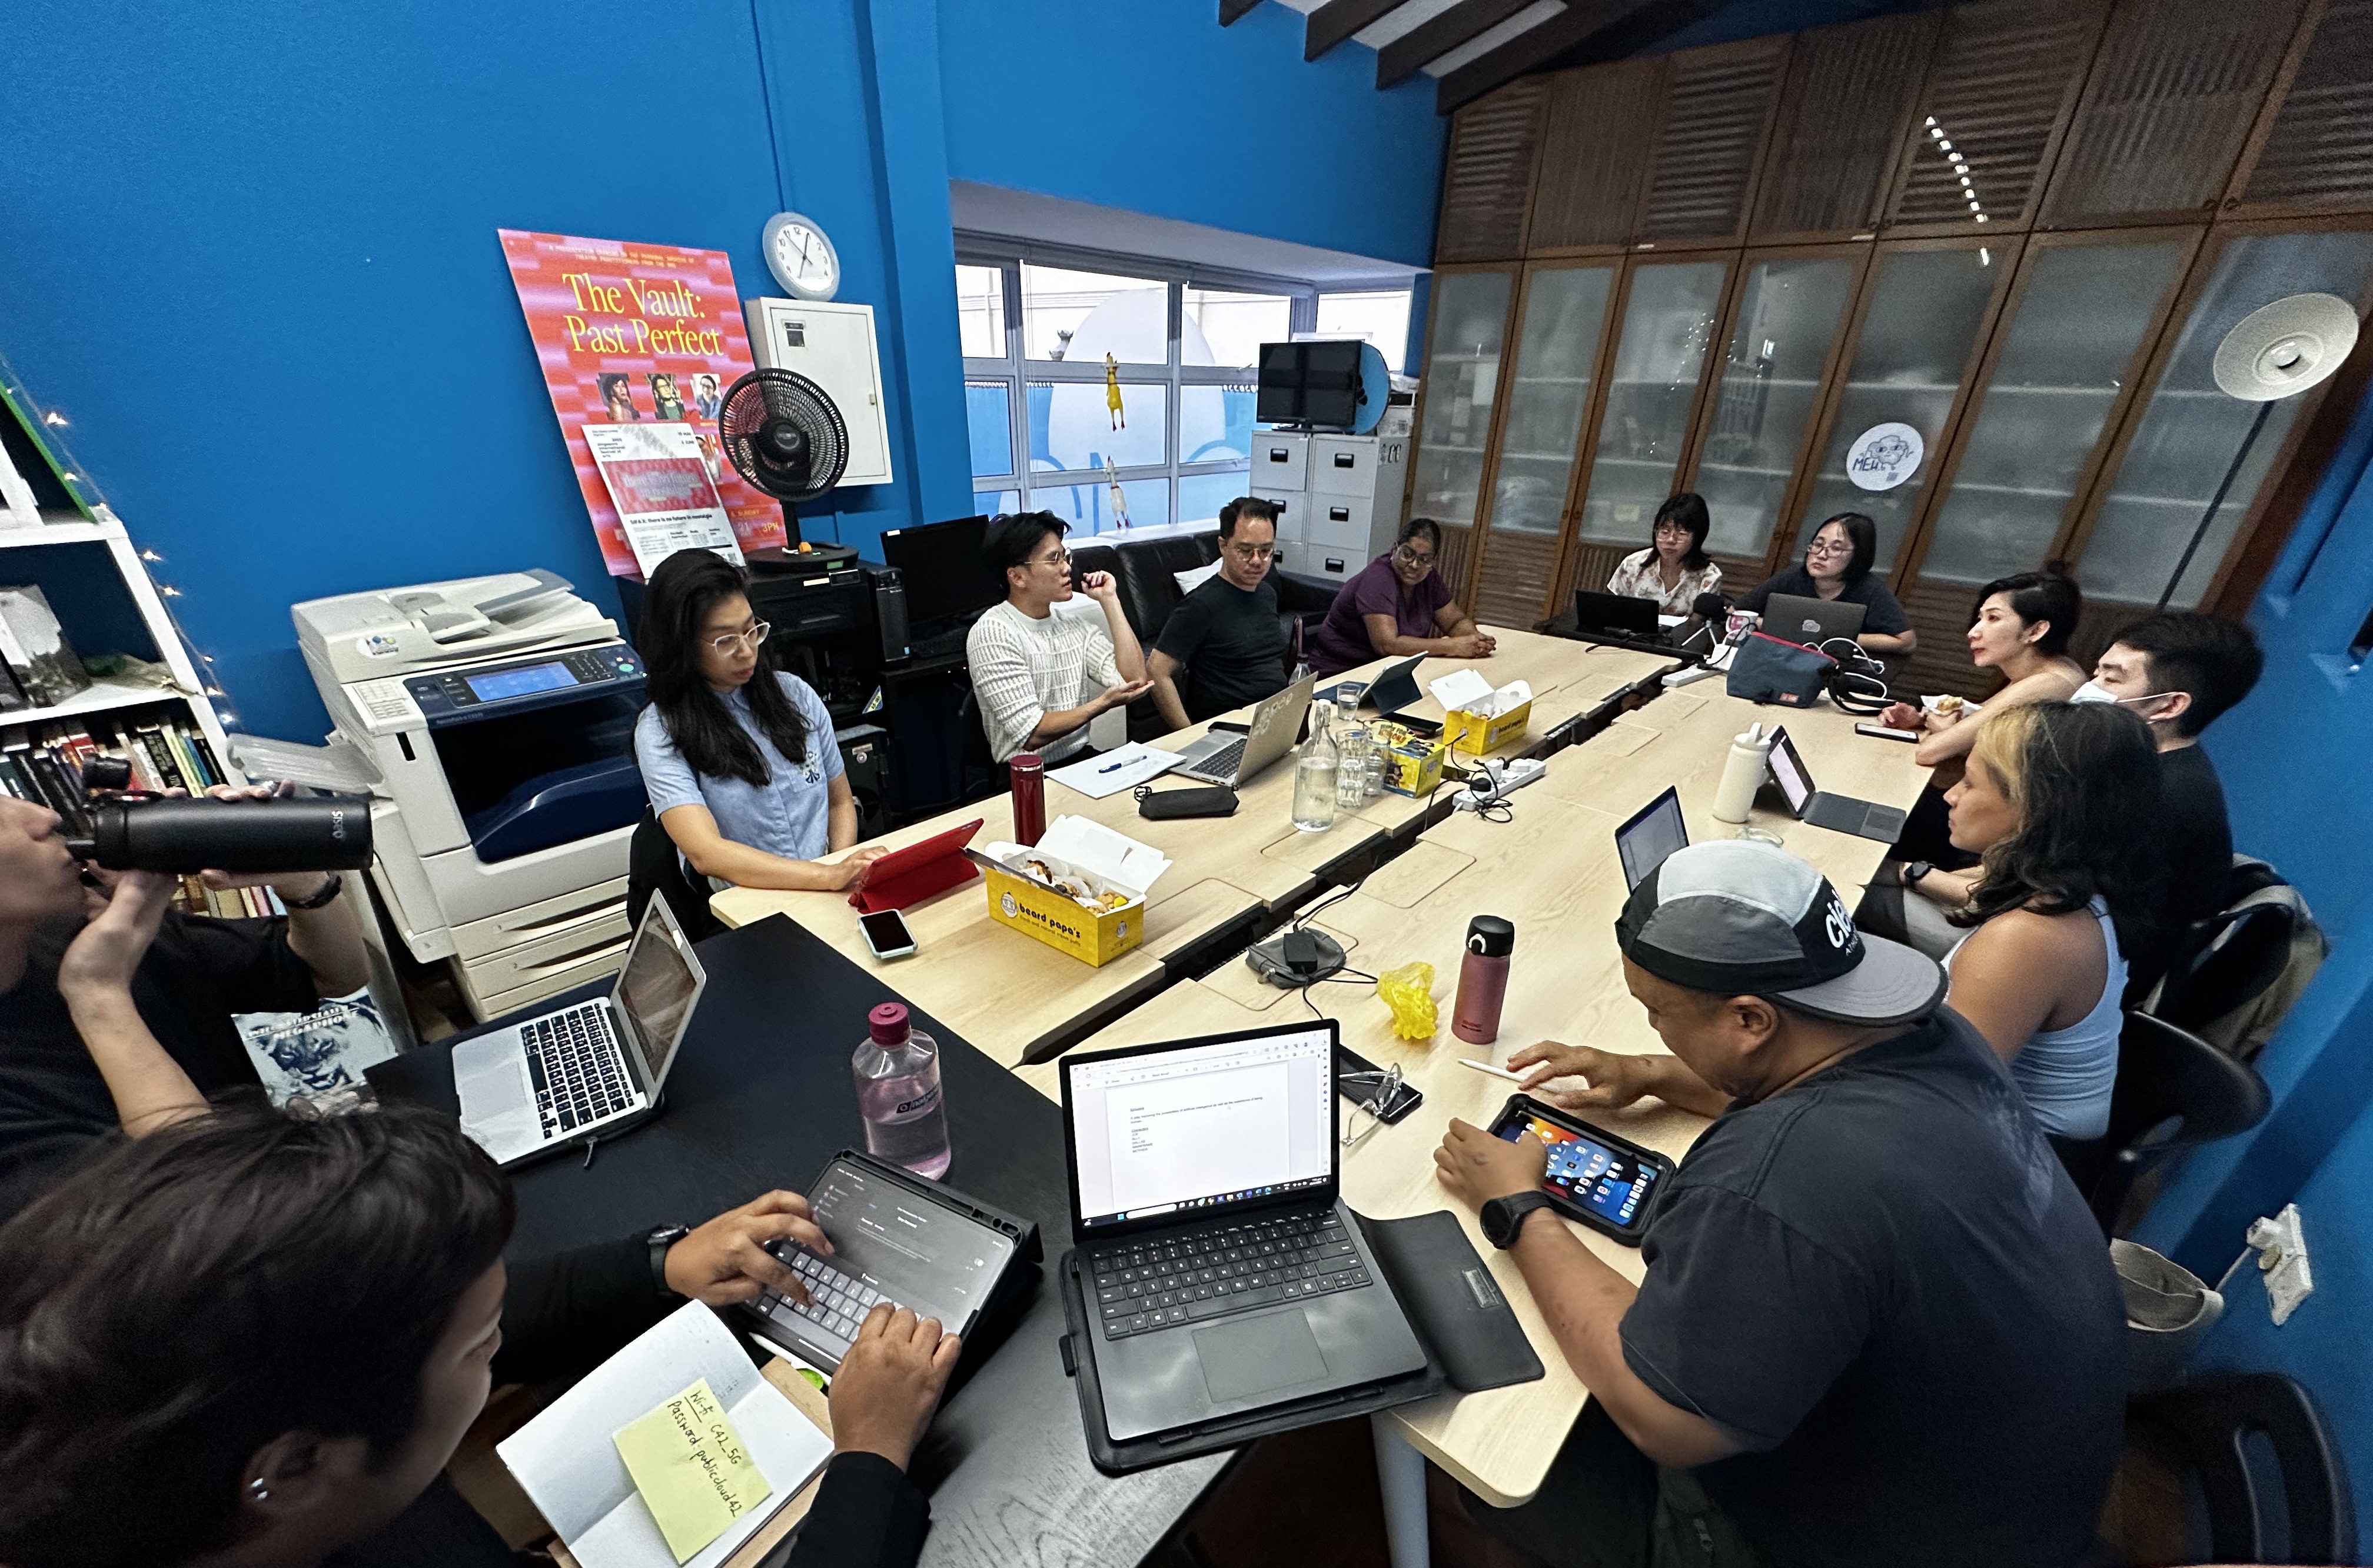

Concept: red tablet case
[[848, 818, 985, 914]]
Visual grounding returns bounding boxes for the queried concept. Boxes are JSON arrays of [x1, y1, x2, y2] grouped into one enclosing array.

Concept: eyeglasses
[[1341, 1063, 1405, 1149], [1224, 541, 1275, 562], [1806, 539, 1853, 558], [1653, 522, 1693, 538], [1392, 544, 1437, 567], [706, 621, 772, 656], [1032, 548, 1074, 571]]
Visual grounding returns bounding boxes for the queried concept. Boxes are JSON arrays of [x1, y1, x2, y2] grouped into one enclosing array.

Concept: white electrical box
[[743, 297, 894, 487]]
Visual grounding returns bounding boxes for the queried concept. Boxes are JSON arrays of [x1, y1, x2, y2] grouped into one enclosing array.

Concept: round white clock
[[762, 211, 840, 302]]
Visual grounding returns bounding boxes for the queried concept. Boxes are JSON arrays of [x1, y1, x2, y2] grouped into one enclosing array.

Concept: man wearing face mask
[[2073, 612, 2264, 987]]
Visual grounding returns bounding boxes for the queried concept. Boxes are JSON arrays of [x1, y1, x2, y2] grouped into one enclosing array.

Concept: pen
[[1459, 1057, 1526, 1083], [1097, 757, 1131, 774]]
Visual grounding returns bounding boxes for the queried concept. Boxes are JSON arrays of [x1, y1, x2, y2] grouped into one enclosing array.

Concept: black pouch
[[1136, 783, 1238, 820], [1725, 631, 1834, 708]]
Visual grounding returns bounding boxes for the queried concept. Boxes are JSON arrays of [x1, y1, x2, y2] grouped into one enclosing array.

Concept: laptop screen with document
[[1764, 727, 1814, 815], [611, 901, 706, 1088], [1616, 786, 1689, 890], [1064, 1023, 1337, 1234]]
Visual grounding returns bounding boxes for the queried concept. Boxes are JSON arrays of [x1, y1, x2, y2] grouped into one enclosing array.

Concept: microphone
[[1677, 592, 1733, 653]]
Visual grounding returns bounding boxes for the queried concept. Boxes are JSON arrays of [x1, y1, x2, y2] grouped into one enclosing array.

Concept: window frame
[[960, 235, 1408, 531]]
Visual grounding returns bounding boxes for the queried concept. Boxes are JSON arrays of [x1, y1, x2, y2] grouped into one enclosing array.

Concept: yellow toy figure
[[1104, 352, 1125, 429]]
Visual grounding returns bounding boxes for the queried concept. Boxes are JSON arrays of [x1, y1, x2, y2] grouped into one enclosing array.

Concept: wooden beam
[[1306, 0, 1405, 59], [1377, 0, 1543, 87], [1435, 0, 1659, 112], [1220, 0, 1262, 24]]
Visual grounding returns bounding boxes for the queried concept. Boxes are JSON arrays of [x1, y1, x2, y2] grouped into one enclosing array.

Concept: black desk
[[377, 914, 1226, 1567]]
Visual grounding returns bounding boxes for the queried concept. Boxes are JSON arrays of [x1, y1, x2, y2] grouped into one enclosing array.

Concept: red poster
[[500, 229, 785, 577]]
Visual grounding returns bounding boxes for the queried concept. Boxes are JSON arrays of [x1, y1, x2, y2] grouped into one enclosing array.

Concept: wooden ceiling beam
[[1307, 0, 1408, 59], [1435, 0, 1659, 111], [1377, 0, 1542, 88], [1220, 0, 1262, 25]]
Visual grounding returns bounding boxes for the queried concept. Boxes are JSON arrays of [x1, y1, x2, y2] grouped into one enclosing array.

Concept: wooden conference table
[[711, 628, 1673, 1067], [1018, 685, 1930, 1534]]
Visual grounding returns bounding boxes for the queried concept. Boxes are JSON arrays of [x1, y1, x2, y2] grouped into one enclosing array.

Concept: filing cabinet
[[1257, 431, 1410, 587]]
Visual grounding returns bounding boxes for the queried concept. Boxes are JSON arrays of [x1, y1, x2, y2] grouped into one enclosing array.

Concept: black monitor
[[880, 515, 1004, 626], [1255, 341, 1363, 429]]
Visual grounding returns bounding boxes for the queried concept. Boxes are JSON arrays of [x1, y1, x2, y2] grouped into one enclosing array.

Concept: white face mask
[[2072, 681, 2176, 718]]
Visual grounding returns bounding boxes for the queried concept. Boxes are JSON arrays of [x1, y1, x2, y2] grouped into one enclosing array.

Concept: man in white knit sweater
[[965, 512, 1153, 764]]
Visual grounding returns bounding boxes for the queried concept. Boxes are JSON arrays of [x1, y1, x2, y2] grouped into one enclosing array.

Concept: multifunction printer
[[288, 571, 649, 1020]]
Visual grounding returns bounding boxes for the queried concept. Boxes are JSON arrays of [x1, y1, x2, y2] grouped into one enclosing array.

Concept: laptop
[[449, 898, 707, 1167], [1574, 590, 1664, 640], [1061, 1021, 1430, 1442], [1320, 654, 1440, 739], [1174, 671, 1318, 787], [1766, 726, 1907, 843], [1763, 592, 1867, 648], [1616, 785, 1689, 890]]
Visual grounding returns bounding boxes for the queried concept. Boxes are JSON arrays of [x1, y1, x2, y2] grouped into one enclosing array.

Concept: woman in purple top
[[1310, 518, 1496, 677]]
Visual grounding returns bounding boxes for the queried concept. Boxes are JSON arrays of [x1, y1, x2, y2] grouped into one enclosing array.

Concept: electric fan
[[716, 368, 862, 574]]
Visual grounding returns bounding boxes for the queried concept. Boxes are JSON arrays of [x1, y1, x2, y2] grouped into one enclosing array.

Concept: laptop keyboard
[[752, 1242, 900, 1349], [524, 1001, 637, 1138], [1184, 737, 1247, 781], [1088, 1207, 1371, 1339]]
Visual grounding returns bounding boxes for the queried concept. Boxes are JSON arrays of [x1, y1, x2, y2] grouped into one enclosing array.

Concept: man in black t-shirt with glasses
[[1149, 495, 1291, 729], [1433, 840, 2126, 1568]]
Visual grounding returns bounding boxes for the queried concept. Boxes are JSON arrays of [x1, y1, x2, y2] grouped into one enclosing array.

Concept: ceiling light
[[1938, 139, 1953, 152], [1975, 213, 1989, 223]]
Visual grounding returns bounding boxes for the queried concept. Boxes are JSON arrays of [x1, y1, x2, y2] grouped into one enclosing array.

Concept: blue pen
[[1097, 757, 1131, 774]]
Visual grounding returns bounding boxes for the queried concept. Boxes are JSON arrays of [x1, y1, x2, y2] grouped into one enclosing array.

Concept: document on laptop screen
[[1766, 730, 1813, 814], [1069, 1028, 1334, 1227]]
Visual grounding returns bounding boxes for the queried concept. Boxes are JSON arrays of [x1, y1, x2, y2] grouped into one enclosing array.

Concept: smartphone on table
[[1337, 1042, 1423, 1123], [859, 907, 918, 960], [1854, 722, 1919, 743], [1488, 1094, 1675, 1245]]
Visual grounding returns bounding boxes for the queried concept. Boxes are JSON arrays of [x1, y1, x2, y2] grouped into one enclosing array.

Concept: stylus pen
[[1460, 1057, 1527, 1083]]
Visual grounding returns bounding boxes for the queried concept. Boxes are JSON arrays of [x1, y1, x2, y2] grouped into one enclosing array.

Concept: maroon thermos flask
[[1452, 916, 1515, 1046], [1010, 752, 1046, 847]]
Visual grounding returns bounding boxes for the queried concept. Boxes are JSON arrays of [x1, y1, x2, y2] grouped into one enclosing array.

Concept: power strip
[[1454, 757, 1546, 812]]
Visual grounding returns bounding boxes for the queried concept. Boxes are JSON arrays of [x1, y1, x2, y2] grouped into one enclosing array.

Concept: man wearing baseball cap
[[1434, 840, 2126, 1568]]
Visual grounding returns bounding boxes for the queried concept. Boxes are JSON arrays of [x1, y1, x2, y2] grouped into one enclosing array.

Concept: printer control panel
[[404, 642, 644, 724]]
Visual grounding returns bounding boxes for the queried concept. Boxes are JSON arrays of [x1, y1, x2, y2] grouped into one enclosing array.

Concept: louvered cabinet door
[[1528, 59, 1662, 254], [2228, 0, 2373, 217], [1437, 79, 1548, 263], [2039, 0, 2309, 228], [1750, 12, 1942, 243], [1883, 0, 2108, 236], [1634, 37, 1789, 251]]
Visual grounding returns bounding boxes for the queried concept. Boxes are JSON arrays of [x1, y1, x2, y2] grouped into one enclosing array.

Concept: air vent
[[1436, 78, 1547, 262], [1637, 37, 1788, 244]]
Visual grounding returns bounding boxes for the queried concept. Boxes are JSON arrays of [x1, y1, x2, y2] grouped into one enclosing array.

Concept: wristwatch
[[1480, 1191, 1556, 1250], [1902, 860, 1934, 887], [644, 1223, 692, 1299]]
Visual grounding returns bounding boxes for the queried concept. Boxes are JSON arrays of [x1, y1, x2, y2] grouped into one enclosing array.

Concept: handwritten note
[[611, 1378, 775, 1564]]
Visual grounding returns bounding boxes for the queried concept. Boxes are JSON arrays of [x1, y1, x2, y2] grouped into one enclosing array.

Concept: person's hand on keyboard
[[661, 1190, 835, 1307], [828, 1304, 962, 1472]]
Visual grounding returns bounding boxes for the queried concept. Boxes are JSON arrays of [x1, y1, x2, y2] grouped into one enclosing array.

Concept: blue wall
[[2, 0, 1444, 742]]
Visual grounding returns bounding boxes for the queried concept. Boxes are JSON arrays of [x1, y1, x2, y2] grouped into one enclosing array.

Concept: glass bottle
[[1292, 700, 1340, 832], [1337, 710, 1371, 810], [852, 1002, 950, 1179]]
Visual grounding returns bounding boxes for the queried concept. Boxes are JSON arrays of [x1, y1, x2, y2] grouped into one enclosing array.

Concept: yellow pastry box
[[1444, 696, 1533, 756], [980, 817, 1170, 968]]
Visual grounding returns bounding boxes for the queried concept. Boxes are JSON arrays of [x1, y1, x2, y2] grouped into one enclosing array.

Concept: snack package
[[1377, 960, 1438, 1041]]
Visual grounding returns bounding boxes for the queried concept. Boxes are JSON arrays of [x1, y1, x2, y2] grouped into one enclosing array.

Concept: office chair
[[626, 809, 724, 944], [2125, 1374, 2354, 1564], [2057, 1014, 2272, 1234]]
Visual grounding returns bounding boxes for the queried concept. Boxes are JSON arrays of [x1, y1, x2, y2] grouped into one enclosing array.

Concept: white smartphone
[[859, 907, 918, 960], [1854, 721, 1920, 743]]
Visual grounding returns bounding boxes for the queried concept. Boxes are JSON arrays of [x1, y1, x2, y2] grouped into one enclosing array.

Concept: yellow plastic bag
[[1377, 960, 1437, 1041]]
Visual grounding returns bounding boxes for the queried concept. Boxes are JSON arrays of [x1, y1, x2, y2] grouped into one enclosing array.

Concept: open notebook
[[498, 1301, 832, 1568]]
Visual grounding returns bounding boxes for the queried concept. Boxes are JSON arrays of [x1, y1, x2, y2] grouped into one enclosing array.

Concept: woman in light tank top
[[1929, 704, 2163, 1140]]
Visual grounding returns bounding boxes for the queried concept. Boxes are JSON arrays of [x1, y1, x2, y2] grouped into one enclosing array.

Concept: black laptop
[[1060, 1020, 1430, 1442], [1616, 785, 1689, 890], [1320, 654, 1440, 738], [1766, 726, 1906, 843], [1574, 589, 1664, 640]]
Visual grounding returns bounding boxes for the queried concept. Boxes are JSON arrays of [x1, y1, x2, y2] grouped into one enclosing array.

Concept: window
[[960, 244, 1358, 531], [1317, 289, 1415, 374]]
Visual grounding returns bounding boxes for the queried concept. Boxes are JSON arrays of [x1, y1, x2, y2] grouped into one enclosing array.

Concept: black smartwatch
[[1902, 860, 1934, 887], [283, 873, 345, 910], [644, 1223, 692, 1300], [1481, 1191, 1556, 1250]]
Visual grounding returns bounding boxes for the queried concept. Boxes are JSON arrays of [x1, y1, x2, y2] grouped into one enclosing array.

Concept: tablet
[[1488, 1094, 1674, 1244], [848, 817, 984, 913]]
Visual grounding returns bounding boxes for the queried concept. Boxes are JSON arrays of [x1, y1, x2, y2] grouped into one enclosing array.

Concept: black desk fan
[[717, 367, 863, 577]]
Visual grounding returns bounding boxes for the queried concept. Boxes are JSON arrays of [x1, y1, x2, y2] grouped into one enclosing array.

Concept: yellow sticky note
[[611, 1377, 775, 1564]]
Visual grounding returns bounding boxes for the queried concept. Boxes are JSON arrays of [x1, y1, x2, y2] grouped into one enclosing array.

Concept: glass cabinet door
[[1913, 237, 2186, 587], [1468, 265, 1617, 627], [1410, 270, 1517, 541], [1573, 261, 1729, 552], [2077, 229, 2373, 610], [1690, 255, 1859, 564], [1794, 244, 2010, 571]]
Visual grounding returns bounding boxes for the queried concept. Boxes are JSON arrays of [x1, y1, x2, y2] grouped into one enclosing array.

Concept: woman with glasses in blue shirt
[[632, 550, 887, 892]]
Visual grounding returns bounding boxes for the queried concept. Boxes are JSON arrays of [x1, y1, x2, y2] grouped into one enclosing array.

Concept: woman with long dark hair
[[633, 550, 885, 891], [1604, 492, 1721, 617], [1909, 703, 2162, 1138], [1735, 511, 1917, 656]]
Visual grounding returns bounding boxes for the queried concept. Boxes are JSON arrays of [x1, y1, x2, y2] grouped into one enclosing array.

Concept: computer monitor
[[1255, 341, 1362, 429], [1616, 785, 1688, 891], [880, 514, 1004, 626]]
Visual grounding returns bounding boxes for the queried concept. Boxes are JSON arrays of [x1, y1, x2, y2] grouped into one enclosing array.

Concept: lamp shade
[[2212, 292, 2361, 402]]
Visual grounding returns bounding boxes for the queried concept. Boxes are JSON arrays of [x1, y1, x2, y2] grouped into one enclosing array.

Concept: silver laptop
[[1764, 592, 1867, 647], [1173, 672, 1318, 787], [1062, 1020, 1429, 1442], [1766, 726, 1906, 843], [450, 898, 707, 1167]]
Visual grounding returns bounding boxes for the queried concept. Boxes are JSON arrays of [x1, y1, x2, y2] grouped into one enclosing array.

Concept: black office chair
[[956, 687, 1006, 797], [2056, 1014, 2272, 1233], [2149, 900, 2306, 1041], [2125, 1374, 2354, 1564], [626, 808, 724, 944]]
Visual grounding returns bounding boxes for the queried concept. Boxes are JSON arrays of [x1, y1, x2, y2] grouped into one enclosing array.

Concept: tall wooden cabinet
[[1405, 0, 2373, 696]]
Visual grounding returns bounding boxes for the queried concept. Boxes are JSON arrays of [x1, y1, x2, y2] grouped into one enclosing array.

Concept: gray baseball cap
[[1614, 839, 1945, 1025]]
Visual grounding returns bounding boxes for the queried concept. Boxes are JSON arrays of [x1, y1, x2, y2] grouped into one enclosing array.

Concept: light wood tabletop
[[710, 630, 1671, 1067], [1023, 691, 1931, 1507]]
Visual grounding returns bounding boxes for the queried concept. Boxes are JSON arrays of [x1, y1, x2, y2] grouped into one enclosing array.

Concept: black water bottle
[[69, 797, 373, 874]]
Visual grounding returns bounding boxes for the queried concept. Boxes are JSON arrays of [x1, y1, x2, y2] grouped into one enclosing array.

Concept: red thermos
[[1010, 752, 1046, 847], [1452, 916, 1515, 1046]]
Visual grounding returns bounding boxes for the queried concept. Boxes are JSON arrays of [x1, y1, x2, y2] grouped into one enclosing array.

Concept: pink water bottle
[[1452, 916, 1515, 1046], [853, 1003, 950, 1179]]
